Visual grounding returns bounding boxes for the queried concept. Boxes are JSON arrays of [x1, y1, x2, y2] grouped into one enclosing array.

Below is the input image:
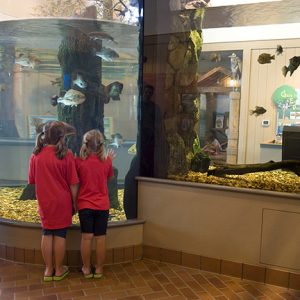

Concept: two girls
[[30, 122, 114, 280]]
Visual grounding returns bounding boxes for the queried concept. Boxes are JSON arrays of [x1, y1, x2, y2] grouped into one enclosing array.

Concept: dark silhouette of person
[[123, 83, 163, 219]]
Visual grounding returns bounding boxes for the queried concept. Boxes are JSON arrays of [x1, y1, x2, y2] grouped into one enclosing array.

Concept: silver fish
[[185, 0, 210, 9], [73, 74, 87, 89], [50, 77, 62, 86], [88, 31, 117, 44], [15, 54, 41, 69], [95, 47, 119, 62], [57, 89, 85, 107]]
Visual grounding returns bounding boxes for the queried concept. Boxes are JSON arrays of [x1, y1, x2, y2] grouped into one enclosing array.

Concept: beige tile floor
[[0, 258, 299, 300]]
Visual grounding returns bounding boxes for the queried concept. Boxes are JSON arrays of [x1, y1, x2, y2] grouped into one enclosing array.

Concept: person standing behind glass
[[28, 121, 79, 282], [76, 129, 115, 278], [124, 83, 165, 219]]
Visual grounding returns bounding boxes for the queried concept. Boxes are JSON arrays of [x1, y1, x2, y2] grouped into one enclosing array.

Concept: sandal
[[53, 267, 69, 281], [43, 270, 55, 282], [43, 275, 53, 282], [81, 266, 93, 279], [93, 273, 103, 279]]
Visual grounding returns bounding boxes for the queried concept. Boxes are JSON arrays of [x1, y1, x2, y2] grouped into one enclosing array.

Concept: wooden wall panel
[[245, 44, 300, 163]]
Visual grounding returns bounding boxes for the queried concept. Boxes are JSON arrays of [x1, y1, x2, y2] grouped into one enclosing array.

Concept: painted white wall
[[138, 178, 300, 271]]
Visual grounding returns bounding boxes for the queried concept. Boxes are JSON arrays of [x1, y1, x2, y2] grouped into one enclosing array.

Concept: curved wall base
[[0, 219, 144, 266]]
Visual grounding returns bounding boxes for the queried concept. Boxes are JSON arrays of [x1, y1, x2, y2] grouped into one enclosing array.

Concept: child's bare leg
[[95, 235, 106, 274], [53, 236, 67, 276], [41, 235, 54, 276], [81, 233, 93, 274]]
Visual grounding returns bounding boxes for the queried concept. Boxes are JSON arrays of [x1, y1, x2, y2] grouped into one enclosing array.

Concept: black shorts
[[78, 209, 109, 236], [42, 227, 68, 239]]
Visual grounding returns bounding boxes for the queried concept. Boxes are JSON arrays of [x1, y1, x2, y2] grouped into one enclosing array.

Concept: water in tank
[[0, 0, 142, 222]]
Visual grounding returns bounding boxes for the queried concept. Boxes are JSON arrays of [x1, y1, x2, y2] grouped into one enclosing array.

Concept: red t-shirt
[[28, 146, 79, 229], [76, 154, 113, 211]]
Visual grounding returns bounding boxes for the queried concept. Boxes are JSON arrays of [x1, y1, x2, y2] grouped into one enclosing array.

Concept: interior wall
[[138, 178, 300, 272], [245, 45, 300, 163]]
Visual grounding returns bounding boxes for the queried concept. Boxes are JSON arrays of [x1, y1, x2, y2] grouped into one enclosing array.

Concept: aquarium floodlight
[[210, 0, 282, 6]]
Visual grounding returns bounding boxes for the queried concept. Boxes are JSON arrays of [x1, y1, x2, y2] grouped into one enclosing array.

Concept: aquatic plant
[[190, 136, 210, 173]]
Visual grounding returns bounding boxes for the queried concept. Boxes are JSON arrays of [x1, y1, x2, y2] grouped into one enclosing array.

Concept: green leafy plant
[[190, 136, 210, 173]]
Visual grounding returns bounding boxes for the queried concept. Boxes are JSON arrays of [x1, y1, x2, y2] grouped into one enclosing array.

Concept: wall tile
[[0, 244, 6, 259], [160, 248, 181, 265], [182, 253, 201, 269], [105, 248, 113, 264], [201, 256, 221, 273], [243, 264, 266, 283], [24, 249, 35, 264], [134, 245, 143, 260], [143, 245, 160, 261], [289, 272, 300, 290], [221, 260, 242, 278], [14, 248, 25, 263], [114, 247, 125, 263], [6, 246, 14, 261], [124, 246, 134, 262], [34, 249, 44, 265], [265, 268, 289, 288]]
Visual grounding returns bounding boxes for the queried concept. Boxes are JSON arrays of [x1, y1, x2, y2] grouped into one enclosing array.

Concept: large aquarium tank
[[0, 0, 142, 222], [142, 0, 300, 193]]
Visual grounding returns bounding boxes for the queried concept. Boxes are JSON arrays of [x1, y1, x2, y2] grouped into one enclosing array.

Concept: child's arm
[[70, 183, 79, 215], [107, 149, 116, 181], [107, 149, 116, 161]]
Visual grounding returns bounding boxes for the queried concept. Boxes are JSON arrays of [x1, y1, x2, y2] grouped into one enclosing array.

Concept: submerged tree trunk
[[57, 31, 103, 154], [208, 160, 300, 177]]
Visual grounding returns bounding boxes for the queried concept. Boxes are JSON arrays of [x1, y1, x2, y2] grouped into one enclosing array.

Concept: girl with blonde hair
[[76, 129, 115, 278]]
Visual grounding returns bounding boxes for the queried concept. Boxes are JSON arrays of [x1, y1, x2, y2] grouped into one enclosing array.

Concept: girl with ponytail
[[76, 129, 115, 279], [28, 121, 79, 282]]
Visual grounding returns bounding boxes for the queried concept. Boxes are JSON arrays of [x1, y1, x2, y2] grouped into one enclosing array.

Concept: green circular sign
[[272, 85, 297, 108]]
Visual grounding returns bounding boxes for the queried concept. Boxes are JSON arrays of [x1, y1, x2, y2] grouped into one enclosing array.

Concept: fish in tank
[[0, 1, 141, 223]]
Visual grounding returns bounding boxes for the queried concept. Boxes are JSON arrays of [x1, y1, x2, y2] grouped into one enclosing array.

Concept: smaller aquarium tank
[[141, 0, 300, 194]]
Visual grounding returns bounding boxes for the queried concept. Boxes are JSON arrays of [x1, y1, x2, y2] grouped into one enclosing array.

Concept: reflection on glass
[[144, 0, 300, 194], [0, 1, 142, 222], [197, 50, 242, 165]]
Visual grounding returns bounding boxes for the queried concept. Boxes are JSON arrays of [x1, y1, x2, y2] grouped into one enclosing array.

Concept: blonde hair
[[79, 129, 105, 161], [33, 121, 73, 159]]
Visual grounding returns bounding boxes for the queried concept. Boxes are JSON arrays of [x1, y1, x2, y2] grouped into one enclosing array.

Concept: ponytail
[[33, 132, 45, 155], [79, 143, 90, 160], [55, 137, 68, 159], [80, 130, 106, 161], [95, 143, 105, 161], [33, 121, 73, 159]]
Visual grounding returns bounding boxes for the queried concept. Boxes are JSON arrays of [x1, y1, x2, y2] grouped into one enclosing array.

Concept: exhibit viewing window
[[0, 0, 142, 223], [142, 0, 300, 194]]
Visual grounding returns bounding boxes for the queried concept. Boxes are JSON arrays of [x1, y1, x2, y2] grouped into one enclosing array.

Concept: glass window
[[0, 0, 142, 222], [142, 0, 300, 194]]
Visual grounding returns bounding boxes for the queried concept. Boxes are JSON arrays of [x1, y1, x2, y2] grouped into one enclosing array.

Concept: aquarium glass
[[142, 0, 300, 194], [0, 0, 142, 222]]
